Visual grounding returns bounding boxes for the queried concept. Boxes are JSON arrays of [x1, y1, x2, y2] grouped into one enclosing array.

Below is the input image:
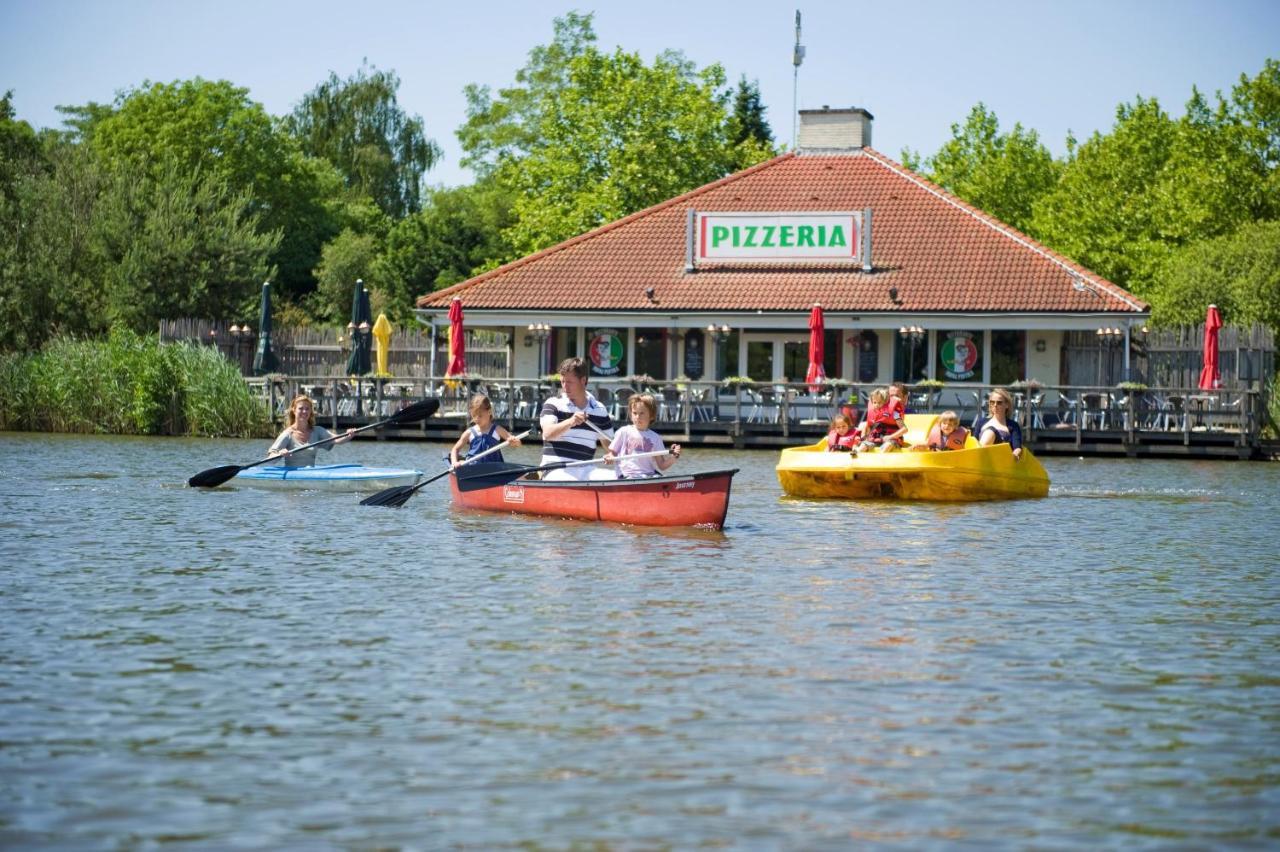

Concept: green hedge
[[0, 328, 271, 437]]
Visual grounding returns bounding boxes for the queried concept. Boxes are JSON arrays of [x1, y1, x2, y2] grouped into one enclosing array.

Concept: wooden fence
[[1062, 323, 1274, 389], [159, 319, 511, 377]]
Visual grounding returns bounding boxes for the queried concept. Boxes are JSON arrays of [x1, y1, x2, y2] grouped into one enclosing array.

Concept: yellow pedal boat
[[776, 414, 1050, 501]]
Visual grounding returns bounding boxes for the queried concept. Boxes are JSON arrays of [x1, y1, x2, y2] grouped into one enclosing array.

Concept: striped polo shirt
[[539, 392, 614, 463]]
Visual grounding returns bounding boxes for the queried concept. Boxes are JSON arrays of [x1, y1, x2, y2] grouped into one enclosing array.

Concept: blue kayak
[[233, 464, 423, 492]]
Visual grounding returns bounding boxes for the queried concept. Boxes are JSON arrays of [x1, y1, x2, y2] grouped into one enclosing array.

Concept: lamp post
[[228, 323, 252, 373], [1096, 327, 1122, 385], [527, 323, 551, 377], [705, 323, 731, 380], [899, 325, 924, 381]]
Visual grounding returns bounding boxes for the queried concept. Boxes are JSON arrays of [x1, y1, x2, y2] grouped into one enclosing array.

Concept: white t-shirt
[[609, 425, 666, 478]]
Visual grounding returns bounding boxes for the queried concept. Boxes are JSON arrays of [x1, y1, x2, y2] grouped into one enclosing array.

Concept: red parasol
[[805, 303, 826, 391], [446, 297, 466, 378], [1197, 304, 1222, 390]]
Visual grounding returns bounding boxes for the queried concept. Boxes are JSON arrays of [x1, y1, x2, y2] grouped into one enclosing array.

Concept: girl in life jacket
[[825, 413, 858, 451], [856, 388, 907, 452], [449, 394, 522, 468], [924, 410, 968, 451]]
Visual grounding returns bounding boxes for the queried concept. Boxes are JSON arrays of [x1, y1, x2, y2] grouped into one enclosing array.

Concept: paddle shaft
[[456, 449, 673, 492], [359, 428, 531, 506]]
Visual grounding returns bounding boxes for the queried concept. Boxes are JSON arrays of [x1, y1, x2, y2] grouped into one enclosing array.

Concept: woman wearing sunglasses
[[978, 387, 1023, 460]]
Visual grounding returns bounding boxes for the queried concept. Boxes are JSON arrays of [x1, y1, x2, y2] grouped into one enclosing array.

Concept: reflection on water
[[1, 433, 1277, 847]]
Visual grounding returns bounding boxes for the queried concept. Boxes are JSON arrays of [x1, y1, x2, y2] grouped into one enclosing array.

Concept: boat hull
[[449, 469, 738, 528], [233, 464, 423, 492], [776, 442, 1048, 501]]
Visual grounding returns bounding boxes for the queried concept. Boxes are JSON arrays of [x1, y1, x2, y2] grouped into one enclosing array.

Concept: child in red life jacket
[[856, 388, 907, 452], [826, 413, 858, 451]]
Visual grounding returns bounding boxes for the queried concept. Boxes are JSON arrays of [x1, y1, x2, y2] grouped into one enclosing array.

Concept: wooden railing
[[244, 376, 1266, 450]]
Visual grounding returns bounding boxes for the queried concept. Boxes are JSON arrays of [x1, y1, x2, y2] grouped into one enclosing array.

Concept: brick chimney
[[797, 106, 874, 151]]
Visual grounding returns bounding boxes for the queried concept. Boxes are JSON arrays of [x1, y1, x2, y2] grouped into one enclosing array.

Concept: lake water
[[1, 432, 1277, 849]]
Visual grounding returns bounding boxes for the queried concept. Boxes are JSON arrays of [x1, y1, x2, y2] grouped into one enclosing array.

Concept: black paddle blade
[[454, 462, 544, 493], [188, 464, 244, 488], [359, 484, 418, 508], [387, 397, 440, 425]]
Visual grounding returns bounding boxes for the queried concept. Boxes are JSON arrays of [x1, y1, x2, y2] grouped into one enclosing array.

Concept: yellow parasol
[[372, 313, 393, 376]]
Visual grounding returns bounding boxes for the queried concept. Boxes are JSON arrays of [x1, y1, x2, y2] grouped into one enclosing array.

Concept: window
[[746, 340, 774, 382], [936, 330, 983, 381], [781, 331, 840, 382], [714, 329, 741, 380], [634, 328, 667, 379], [990, 330, 1024, 386], [894, 329, 929, 382]]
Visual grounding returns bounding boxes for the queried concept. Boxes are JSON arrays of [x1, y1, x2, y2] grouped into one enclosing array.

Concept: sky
[[3, 0, 1277, 188]]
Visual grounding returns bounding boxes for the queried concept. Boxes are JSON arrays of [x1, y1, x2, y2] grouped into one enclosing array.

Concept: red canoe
[[449, 468, 738, 529]]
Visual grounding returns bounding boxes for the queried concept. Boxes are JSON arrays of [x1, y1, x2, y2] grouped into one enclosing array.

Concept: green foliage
[[458, 12, 599, 178], [1030, 61, 1280, 297], [284, 62, 442, 219], [374, 181, 516, 314], [494, 45, 776, 256], [728, 76, 773, 148], [0, 327, 270, 436], [1147, 219, 1280, 329], [311, 230, 382, 324], [0, 138, 112, 349], [95, 158, 279, 330], [70, 78, 341, 302], [909, 103, 1060, 233]]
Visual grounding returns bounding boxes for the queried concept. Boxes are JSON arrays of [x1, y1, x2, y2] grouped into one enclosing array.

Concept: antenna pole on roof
[[792, 10, 804, 150]]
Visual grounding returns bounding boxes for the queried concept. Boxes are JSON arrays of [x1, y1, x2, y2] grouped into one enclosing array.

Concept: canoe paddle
[[454, 450, 673, 492], [188, 398, 440, 489], [359, 428, 533, 508]]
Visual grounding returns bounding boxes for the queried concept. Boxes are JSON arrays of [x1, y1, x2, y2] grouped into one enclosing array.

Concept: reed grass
[[0, 328, 271, 437]]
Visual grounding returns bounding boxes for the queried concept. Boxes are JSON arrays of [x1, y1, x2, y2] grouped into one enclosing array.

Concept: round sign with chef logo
[[589, 331, 624, 376], [940, 332, 979, 380]]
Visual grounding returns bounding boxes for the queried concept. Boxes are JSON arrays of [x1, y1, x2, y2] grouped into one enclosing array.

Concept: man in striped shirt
[[539, 357, 614, 481]]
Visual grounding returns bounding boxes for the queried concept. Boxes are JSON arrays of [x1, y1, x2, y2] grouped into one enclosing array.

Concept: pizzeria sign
[[693, 211, 864, 263]]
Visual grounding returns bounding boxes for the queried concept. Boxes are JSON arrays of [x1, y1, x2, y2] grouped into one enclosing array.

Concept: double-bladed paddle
[[454, 449, 673, 492], [359, 428, 533, 508], [188, 397, 440, 488]]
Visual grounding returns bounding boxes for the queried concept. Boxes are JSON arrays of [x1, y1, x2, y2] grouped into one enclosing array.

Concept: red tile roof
[[416, 148, 1147, 315]]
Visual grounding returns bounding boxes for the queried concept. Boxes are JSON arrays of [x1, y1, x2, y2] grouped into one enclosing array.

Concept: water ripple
[[0, 434, 1277, 847]]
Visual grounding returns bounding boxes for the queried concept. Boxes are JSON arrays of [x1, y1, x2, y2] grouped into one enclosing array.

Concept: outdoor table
[[1187, 394, 1215, 428]]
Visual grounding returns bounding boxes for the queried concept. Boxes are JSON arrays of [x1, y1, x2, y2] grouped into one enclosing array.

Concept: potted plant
[[627, 373, 656, 391]]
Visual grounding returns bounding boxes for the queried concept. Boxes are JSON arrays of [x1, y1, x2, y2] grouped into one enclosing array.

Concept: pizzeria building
[[414, 107, 1148, 393]]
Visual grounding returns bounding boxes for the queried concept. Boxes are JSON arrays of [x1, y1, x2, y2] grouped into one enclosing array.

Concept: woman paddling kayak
[[268, 394, 355, 467]]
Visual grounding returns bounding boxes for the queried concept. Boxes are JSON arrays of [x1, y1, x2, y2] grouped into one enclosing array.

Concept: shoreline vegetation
[[0, 328, 271, 438]]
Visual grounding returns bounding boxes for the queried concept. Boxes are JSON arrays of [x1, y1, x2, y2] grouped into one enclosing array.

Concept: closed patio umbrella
[[345, 280, 372, 376], [1197, 304, 1222, 390], [446, 297, 466, 379], [805, 303, 826, 391], [252, 281, 279, 375]]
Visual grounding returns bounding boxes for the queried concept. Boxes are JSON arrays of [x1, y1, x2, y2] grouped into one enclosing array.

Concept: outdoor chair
[[1080, 392, 1108, 429]]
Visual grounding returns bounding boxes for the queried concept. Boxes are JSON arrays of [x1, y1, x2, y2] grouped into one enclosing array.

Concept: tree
[[311, 229, 382, 325], [0, 137, 111, 349], [95, 158, 279, 330], [1148, 219, 1280, 331], [67, 78, 343, 302], [374, 180, 516, 319], [494, 46, 776, 256], [906, 103, 1059, 234], [728, 76, 773, 148], [1030, 61, 1280, 298], [457, 12, 598, 178], [284, 62, 442, 219]]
